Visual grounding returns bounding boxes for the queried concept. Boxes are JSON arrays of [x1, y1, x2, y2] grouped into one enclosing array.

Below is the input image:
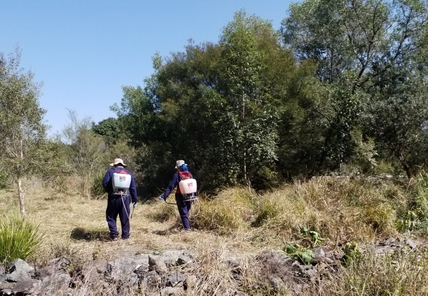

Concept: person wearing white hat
[[159, 160, 196, 231], [102, 158, 138, 240]]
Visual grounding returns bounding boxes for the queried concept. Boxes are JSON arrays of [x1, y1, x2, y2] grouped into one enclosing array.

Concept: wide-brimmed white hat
[[110, 158, 127, 167], [175, 160, 186, 169]]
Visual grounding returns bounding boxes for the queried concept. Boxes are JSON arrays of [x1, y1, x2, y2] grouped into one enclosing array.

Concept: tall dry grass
[[1, 175, 427, 295]]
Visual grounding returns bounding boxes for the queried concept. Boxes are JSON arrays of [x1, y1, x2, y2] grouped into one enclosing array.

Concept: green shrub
[[0, 171, 10, 189], [147, 204, 176, 222], [0, 214, 44, 265], [361, 201, 397, 236], [91, 170, 107, 199]]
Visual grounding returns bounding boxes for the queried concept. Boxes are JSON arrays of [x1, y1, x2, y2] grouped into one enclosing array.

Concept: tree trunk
[[17, 177, 26, 216]]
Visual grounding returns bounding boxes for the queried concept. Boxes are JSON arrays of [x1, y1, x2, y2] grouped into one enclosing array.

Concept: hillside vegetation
[[2, 174, 428, 295], [2, 1, 428, 293]]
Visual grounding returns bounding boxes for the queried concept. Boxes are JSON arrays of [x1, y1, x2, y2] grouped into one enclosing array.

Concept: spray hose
[[120, 193, 133, 221], [164, 197, 201, 217]]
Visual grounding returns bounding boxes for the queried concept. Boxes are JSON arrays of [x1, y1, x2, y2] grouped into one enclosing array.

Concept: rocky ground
[[0, 236, 421, 296]]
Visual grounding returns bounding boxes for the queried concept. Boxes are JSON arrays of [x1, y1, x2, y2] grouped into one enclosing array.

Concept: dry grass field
[[0, 184, 249, 263], [2, 176, 428, 295]]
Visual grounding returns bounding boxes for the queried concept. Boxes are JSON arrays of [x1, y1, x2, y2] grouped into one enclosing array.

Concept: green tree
[[280, 0, 428, 176], [153, 11, 295, 191], [113, 11, 301, 193], [0, 49, 47, 215], [361, 0, 428, 177], [92, 117, 121, 146], [62, 109, 106, 198], [218, 11, 281, 188]]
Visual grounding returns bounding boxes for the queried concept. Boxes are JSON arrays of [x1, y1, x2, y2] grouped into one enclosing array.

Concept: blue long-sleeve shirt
[[103, 167, 138, 203]]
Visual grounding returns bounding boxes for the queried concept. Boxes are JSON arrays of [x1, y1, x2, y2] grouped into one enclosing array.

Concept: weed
[[396, 210, 419, 232], [283, 243, 315, 265], [192, 188, 254, 234], [300, 227, 325, 247], [146, 203, 176, 223], [0, 213, 44, 265], [342, 242, 363, 266]]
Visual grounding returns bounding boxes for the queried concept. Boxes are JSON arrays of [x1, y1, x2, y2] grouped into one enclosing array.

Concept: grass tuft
[[0, 213, 44, 265]]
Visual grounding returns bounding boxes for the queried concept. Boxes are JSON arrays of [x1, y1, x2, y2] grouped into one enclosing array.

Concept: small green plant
[[284, 243, 315, 265], [300, 227, 325, 247], [0, 214, 44, 265], [342, 242, 363, 265], [396, 210, 419, 232]]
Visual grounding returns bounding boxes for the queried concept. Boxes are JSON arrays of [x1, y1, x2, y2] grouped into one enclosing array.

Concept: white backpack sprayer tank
[[112, 171, 131, 194], [179, 178, 197, 195], [163, 174, 200, 216], [179, 178, 198, 202]]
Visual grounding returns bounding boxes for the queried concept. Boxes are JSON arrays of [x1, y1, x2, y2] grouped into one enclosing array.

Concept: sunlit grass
[[1, 175, 427, 295]]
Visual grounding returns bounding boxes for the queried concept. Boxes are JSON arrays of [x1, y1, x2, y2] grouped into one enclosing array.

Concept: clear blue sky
[[1, 0, 298, 137]]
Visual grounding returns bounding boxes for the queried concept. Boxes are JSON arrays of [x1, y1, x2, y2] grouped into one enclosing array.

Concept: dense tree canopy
[[280, 0, 428, 176], [113, 11, 307, 193], [106, 2, 428, 196]]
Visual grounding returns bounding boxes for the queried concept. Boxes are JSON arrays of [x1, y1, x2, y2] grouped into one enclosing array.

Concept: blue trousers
[[175, 194, 193, 230], [106, 194, 131, 239]]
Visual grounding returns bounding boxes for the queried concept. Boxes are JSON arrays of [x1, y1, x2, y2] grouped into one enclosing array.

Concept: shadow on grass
[[152, 220, 186, 236], [70, 227, 110, 242]]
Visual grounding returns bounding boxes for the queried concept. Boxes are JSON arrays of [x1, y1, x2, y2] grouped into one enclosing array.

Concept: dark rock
[[108, 255, 147, 283], [142, 270, 162, 291]]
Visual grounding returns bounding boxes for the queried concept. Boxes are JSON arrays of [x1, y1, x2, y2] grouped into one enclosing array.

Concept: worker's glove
[[132, 202, 137, 208], [158, 195, 164, 200]]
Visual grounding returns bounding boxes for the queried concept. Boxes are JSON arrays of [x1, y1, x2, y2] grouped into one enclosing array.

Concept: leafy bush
[[146, 203, 176, 222], [0, 171, 10, 189], [0, 214, 44, 265], [361, 201, 397, 236], [91, 170, 107, 199]]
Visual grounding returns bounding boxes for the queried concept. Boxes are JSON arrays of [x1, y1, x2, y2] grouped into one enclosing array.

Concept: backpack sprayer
[[112, 170, 134, 220], [161, 176, 201, 216]]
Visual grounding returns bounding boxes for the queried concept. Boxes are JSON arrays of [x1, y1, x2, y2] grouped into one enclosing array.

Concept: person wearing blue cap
[[159, 160, 196, 231]]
